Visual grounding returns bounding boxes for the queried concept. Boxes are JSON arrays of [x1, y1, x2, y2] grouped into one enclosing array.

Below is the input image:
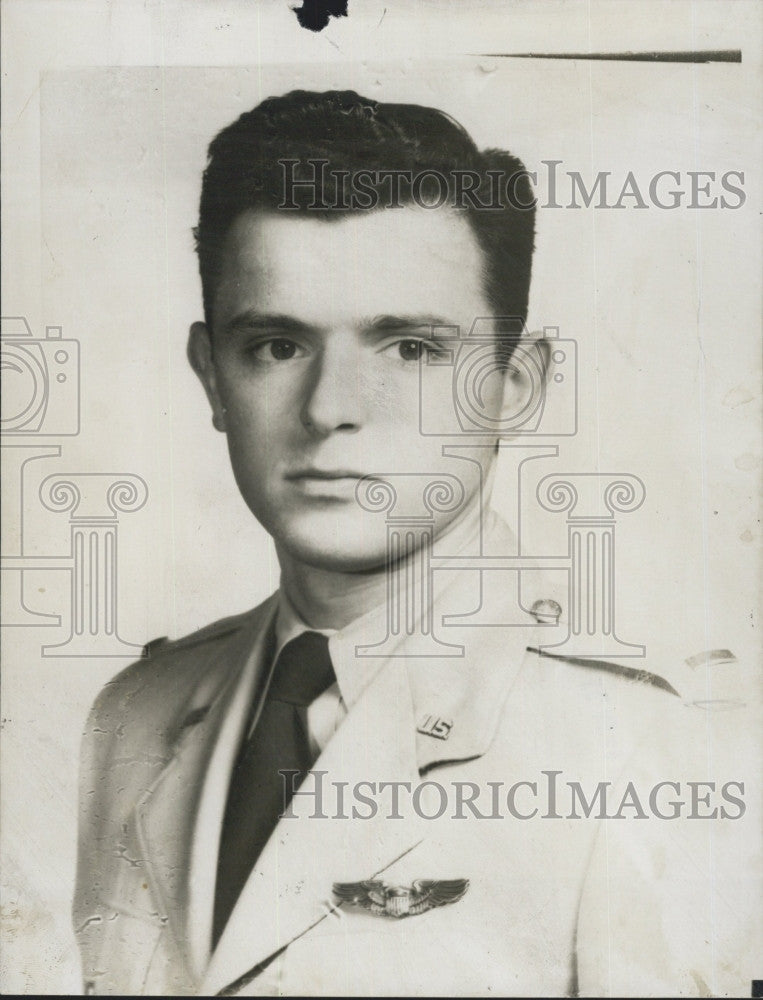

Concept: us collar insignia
[[333, 879, 468, 918], [417, 714, 453, 740]]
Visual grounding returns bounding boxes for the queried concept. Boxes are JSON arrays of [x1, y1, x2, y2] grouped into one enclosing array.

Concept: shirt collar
[[274, 589, 335, 658], [274, 583, 383, 712]]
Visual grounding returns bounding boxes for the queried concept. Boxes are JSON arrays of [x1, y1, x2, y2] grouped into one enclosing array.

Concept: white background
[[2, 1, 761, 992]]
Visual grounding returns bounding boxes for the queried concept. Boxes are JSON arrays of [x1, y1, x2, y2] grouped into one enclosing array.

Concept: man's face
[[190, 205, 525, 571]]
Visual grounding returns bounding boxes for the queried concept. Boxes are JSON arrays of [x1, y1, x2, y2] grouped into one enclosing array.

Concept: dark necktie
[[212, 631, 336, 948]]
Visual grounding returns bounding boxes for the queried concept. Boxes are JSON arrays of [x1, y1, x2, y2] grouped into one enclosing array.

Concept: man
[[73, 90, 757, 996]]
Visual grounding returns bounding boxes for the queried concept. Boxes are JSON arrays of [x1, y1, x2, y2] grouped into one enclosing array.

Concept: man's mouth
[[285, 469, 367, 481], [285, 468, 377, 499]]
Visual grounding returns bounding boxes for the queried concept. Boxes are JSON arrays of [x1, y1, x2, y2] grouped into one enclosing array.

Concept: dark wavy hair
[[195, 89, 536, 360]]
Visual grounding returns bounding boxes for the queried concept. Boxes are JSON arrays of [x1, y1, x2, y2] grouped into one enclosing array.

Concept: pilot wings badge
[[332, 879, 469, 918]]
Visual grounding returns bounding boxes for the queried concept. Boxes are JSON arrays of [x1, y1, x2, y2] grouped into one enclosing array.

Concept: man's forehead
[[214, 205, 488, 329]]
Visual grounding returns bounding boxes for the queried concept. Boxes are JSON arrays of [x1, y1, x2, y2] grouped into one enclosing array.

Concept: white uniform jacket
[[72, 546, 760, 997]]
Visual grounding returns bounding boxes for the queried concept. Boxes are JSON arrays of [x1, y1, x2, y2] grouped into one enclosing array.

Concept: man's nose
[[300, 334, 365, 435]]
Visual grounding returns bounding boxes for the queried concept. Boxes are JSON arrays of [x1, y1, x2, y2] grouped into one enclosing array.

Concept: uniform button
[[530, 599, 562, 624]]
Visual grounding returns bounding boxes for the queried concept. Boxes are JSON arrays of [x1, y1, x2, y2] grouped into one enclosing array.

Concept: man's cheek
[[226, 432, 265, 482]]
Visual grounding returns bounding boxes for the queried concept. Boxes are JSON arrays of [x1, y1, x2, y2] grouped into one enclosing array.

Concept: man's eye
[[270, 339, 298, 360], [389, 339, 451, 363], [250, 338, 303, 361], [396, 339, 425, 361]]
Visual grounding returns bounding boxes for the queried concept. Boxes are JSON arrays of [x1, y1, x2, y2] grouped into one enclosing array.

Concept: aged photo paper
[[2, 1, 761, 995]]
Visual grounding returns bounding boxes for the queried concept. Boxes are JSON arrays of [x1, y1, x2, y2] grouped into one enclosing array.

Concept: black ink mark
[[476, 50, 741, 64], [291, 0, 348, 33], [76, 915, 103, 933]]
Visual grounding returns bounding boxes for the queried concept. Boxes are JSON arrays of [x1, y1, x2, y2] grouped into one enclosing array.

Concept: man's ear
[[188, 321, 227, 432], [499, 330, 551, 433]]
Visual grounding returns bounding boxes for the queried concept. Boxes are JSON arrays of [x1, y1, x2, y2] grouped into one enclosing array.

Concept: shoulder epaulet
[[142, 635, 170, 657], [140, 608, 256, 659], [527, 646, 680, 697]]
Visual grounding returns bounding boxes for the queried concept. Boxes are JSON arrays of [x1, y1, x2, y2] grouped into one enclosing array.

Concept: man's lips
[[285, 469, 370, 481], [284, 470, 382, 500]]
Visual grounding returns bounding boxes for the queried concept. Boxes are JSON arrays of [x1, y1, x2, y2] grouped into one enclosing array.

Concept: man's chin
[[278, 535, 389, 574], [260, 511, 390, 574]]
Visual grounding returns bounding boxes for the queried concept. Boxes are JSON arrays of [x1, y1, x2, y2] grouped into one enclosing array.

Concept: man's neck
[[276, 496, 493, 631]]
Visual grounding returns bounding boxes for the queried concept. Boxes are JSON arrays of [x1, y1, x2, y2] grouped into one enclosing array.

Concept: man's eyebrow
[[221, 311, 458, 336], [223, 311, 314, 334], [364, 314, 456, 332]]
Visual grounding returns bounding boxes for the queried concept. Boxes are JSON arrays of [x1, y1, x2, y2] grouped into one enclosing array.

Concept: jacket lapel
[[133, 597, 278, 981]]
